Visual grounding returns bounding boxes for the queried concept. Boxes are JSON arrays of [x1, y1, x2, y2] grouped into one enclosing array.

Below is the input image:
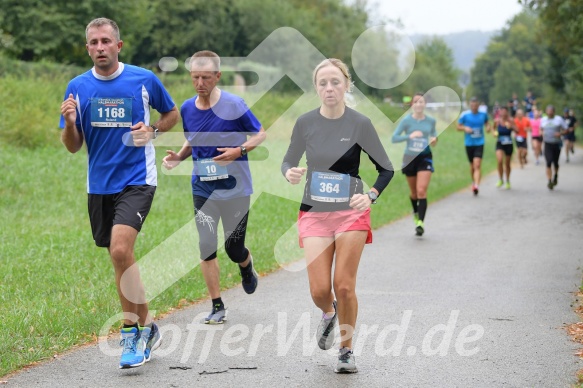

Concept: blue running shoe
[[143, 323, 161, 362], [119, 327, 146, 369]]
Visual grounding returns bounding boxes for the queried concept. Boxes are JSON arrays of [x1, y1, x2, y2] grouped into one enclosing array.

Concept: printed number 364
[[319, 182, 340, 193]]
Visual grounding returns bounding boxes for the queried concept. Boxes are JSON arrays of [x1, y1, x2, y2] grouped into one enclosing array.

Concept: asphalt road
[[6, 149, 583, 387]]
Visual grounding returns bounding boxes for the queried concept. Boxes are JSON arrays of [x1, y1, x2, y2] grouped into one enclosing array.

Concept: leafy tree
[[350, 26, 401, 97], [400, 37, 461, 96], [469, 42, 510, 104], [469, 10, 548, 105], [0, 0, 152, 64], [496, 11, 547, 96], [520, 0, 583, 110], [0, 0, 396, 95], [138, 0, 236, 67], [488, 57, 527, 105]]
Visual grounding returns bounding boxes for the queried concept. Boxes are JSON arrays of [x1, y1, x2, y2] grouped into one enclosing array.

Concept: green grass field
[[0, 67, 496, 377]]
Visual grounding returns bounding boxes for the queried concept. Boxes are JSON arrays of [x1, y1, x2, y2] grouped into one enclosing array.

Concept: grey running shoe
[[335, 347, 358, 373], [317, 301, 337, 350], [204, 304, 228, 324]]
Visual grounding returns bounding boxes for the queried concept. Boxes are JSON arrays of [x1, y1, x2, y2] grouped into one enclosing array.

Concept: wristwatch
[[151, 125, 159, 139], [240, 145, 248, 156], [367, 191, 378, 204]]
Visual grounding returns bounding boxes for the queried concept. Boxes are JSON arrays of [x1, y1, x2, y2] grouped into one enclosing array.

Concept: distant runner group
[[457, 96, 577, 193]]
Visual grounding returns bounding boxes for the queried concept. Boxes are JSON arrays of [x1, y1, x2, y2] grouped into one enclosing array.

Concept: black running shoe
[[415, 220, 424, 236], [240, 257, 258, 294]]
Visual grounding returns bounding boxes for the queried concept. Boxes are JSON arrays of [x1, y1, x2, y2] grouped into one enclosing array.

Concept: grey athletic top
[[281, 107, 394, 212], [541, 116, 568, 144]]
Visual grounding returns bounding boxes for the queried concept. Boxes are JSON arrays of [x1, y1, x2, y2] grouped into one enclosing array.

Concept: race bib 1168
[[90, 98, 132, 127]]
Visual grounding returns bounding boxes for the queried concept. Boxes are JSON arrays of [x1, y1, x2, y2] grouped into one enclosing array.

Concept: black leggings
[[544, 143, 561, 169], [193, 195, 250, 263]]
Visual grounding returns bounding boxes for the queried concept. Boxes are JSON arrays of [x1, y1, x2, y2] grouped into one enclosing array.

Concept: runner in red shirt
[[513, 109, 531, 168]]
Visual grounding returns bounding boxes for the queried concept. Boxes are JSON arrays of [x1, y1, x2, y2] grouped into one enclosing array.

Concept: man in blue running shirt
[[60, 18, 179, 369], [457, 97, 489, 195], [162, 51, 266, 325]]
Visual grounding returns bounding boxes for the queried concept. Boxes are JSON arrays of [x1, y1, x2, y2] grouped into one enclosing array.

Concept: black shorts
[[544, 142, 561, 168], [496, 142, 514, 156], [515, 138, 528, 149], [465, 145, 484, 163], [532, 135, 543, 142], [402, 152, 434, 177], [88, 185, 156, 247], [565, 133, 576, 141]]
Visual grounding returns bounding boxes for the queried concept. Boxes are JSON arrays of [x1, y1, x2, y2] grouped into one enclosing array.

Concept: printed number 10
[[206, 165, 217, 174]]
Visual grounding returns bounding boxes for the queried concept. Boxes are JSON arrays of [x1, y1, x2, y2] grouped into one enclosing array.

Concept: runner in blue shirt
[[162, 51, 266, 325], [60, 18, 179, 369], [457, 97, 489, 195], [392, 92, 437, 236]]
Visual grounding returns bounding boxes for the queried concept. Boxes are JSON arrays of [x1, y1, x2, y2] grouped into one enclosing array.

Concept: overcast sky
[[372, 0, 526, 35]]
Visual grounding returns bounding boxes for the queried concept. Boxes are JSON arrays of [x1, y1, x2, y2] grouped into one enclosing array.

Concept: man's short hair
[[190, 50, 220, 72], [470, 97, 478, 103], [86, 18, 120, 42]]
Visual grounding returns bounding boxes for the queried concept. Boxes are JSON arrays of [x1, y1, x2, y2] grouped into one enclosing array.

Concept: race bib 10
[[196, 158, 229, 181]]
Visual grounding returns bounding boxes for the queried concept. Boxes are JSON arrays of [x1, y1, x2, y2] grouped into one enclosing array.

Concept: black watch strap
[[151, 125, 159, 139]]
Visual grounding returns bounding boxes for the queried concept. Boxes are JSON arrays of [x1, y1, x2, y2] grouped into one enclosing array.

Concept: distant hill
[[410, 30, 497, 72]]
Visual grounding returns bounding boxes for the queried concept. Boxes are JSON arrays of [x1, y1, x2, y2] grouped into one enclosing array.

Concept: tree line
[[1, 0, 579, 111], [0, 0, 463, 99], [469, 2, 582, 114]]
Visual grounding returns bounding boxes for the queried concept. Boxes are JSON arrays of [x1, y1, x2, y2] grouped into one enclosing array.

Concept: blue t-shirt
[[60, 63, 176, 194], [391, 114, 437, 156], [458, 111, 489, 146], [181, 91, 262, 200]]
